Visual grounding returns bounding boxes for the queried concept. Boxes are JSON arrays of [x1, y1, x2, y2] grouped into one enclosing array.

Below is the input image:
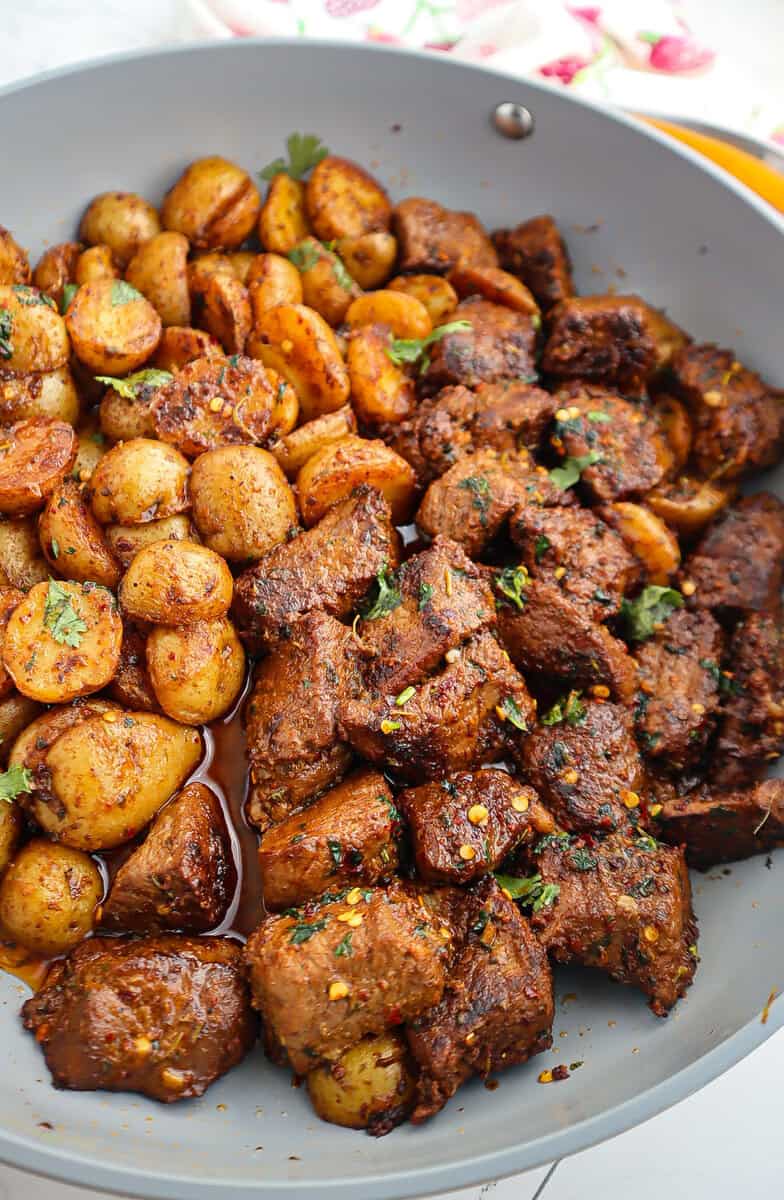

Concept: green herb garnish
[[494, 872, 560, 913], [327, 838, 343, 868], [43, 579, 87, 648], [587, 410, 611, 423], [549, 450, 603, 490], [334, 932, 353, 957], [542, 690, 586, 727], [457, 475, 491, 526], [534, 534, 551, 562], [495, 565, 529, 611], [60, 283, 79, 313], [0, 308, 13, 360], [418, 582, 433, 610], [359, 564, 402, 621], [287, 239, 322, 273], [95, 368, 173, 399], [12, 285, 54, 308], [621, 585, 683, 642], [499, 695, 528, 732], [289, 917, 329, 945], [110, 280, 143, 307], [570, 848, 597, 872], [259, 133, 329, 182], [0, 764, 33, 803], [385, 320, 472, 374]]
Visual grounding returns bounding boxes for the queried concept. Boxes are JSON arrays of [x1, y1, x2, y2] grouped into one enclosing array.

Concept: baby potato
[[0, 587, 23, 701], [4, 579, 122, 703], [655, 394, 693, 477], [271, 405, 357, 479], [74, 244, 121, 286], [646, 475, 735, 536], [65, 278, 162, 376], [89, 437, 189, 526], [105, 513, 197, 569], [0, 516, 49, 588], [388, 274, 458, 325], [345, 291, 431, 340], [120, 540, 233, 625], [0, 694, 41, 763], [0, 284, 69, 374], [146, 617, 246, 725], [125, 231, 191, 327], [258, 174, 310, 254], [246, 303, 350, 422], [80, 192, 161, 268], [290, 237, 360, 328], [33, 242, 81, 308], [190, 445, 297, 561], [298, 435, 416, 526], [39, 479, 121, 588], [448, 264, 540, 317], [201, 272, 251, 354], [599, 501, 680, 586], [0, 840, 102, 955], [0, 365, 80, 426], [227, 251, 256, 284], [246, 253, 303, 320], [31, 711, 203, 850], [336, 232, 397, 291], [347, 325, 416, 428], [99, 378, 160, 443], [265, 369, 299, 439], [73, 417, 107, 483], [151, 325, 223, 372], [0, 417, 78, 516], [162, 156, 260, 251], [107, 620, 159, 712], [306, 156, 392, 242], [0, 798, 21, 875], [307, 1032, 415, 1131], [0, 228, 31, 286], [187, 253, 235, 302], [9, 698, 120, 788]]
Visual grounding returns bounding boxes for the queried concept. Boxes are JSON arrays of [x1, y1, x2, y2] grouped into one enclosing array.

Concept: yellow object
[[641, 117, 784, 214]]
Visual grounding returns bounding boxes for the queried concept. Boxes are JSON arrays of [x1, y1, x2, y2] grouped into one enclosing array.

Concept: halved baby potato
[[290, 237, 360, 328], [306, 156, 392, 242], [0, 366, 80, 426], [39, 479, 121, 588], [271, 405, 357, 480], [0, 417, 77, 515], [190, 445, 297, 561], [125, 231, 191, 328], [345, 291, 431, 340], [0, 284, 69, 374], [151, 325, 223, 372], [336, 232, 397, 291], [104, 513, 197, 570], [33, 241, 81, 308], [0, 515, 49, 588], [306, 1032, 415, 1131], [347, 325, 416, 428], [598, 501, 681, 586], [646, 475, 735, 536], [448, 263, 540, 318], [146, 617, 246, 725], [388, 274, 458, 325], [162, 156, 260, 250], [201, 271, 252, 354], [0, 228, 31, 286], [258, 174, 311, 254], [74, 245, 121, 286], [65, 278, 162, 375], [79, 191, 161, 268], [297, 434, 416, 526], [119, 540, 233, 624], [9, 697, 121, 782], [246, 303, 349, 422], [247, 253, 303, 320], [0, 840, 102, 956], [89, 437, 190, 526]]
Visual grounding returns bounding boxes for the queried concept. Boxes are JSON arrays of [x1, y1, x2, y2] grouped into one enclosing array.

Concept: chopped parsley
[[621, 585, 683, 642], [418, 582, 433, 610], [499, 695, 528, 732], [289, 917, 329, 944], [327, 838, 343, 868], [287, 239, 321, 273], [699, 658, 740, 695], [549, 450, 603, 490], [330, 252, 355, 292], [95, 368, 173, 398], [457, 475, 491, 526], [50, 538, 60, 560], [0, 763, 33, 803], [60, 283, 79, 313], [385, 320, 472, 374], [0, 307, 13, 360], [259, 132, 329, 181], [494, 872, 560, 913], [110, 280, 143, 307], [12, 285, 54, 308], [628, 875, 655, 898], [587, 410, 611, 423], [542, 690, 586, 727], [535, 831, 571, 854], [635, 832, 659, 853], [570, 847, 597, 872], [334, 932, 353, 957], [534, 534, 551, 562], [359, 563, 402, 621], [495, 565, 529, 611], [43, 579, 87, 648]]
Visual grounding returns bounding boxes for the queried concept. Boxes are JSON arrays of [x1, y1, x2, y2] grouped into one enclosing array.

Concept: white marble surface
[[1, 4, 782, 1198]]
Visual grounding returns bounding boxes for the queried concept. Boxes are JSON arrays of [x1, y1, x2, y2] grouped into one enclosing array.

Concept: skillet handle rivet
[[492, 102, 534, 139]]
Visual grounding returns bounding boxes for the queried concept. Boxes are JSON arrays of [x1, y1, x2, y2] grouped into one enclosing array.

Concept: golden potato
[[347, 325, 416, 428], [187, 253, 235, 302], [336, 232, 397, 291], [119, 540, 233, 625], [258, 174, 310, 254], [345, 291, 431, 340], [72, 416, 107, 483], [599, 501, 680, 586], [0, 840, 102, 956], [0, 228, 31, 286], [162, 156, 260, 251], [388, 274, 458, 325], [271, 405, 357, 479], [0, 284, 69, 374], [107, 621, 159, 712], [98, 372, 166, 442], [0, 417, 77, 516], [3, 579, 122, 703], [89, 437, 190, 526], [0, 694, 41, 763], [31, 711, 203, 850], [448, 264, 540, 318], [246, 253, 303, 320], [0, 798, 21, 875], [66, 278, 162, 375], [307, 1033, 415, 1131], [0, 587, 22, 701], [33, 242, 81, 308], [74, 244, 120, 286], [0, 516, 49, 588], [201, 271, 251, 354], [190, 445, 297, 561], [151, 325, 223, 372], [246, 303, 350, 422], [655, 394, 693, 477], [9, 697, 120, 785], [298, 435, 416, 526], [227, 251, 256, 284], [646, 476, 735, 536], [146, 617, 246, 725], [80, 192, 161, 268], [105, 514, 197, 569], [125, 231, 191, 327], [39, 479, 121, 588], [306, 156, 391, 242], [0, 365, 80, 426], [289, 237, 360, 328], [264, 368, 299, 439]]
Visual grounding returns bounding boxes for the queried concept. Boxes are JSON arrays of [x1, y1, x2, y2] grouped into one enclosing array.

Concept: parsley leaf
[[418, 582, 433, 610], [43, 579, 88, 648], [327, 838, 343, 868], [542, 690, 586, 727], [60, 283, 79, 313], [359, 564, 402, 621], [385, 320, 472, 375], [330, 253, 355, 292], [621, 586, 683, 642], [110, 280, 143, 307], [494, 872, 560, 912], [499, 695, 528, 732], [288, 917, 328, 944], [495, 565, 529, 611], [699, 657, 740, 695], [334, 932, 353, 957], [587, 410, 611, 423], [259, 133, 329, 182], [549, 450, 603, 490], [12, 285, 54, 308], [457, 475, 491, 526], [95, 368, 173, 399], [0, 307, 13, 360], [534, 534, 551, 562], [570, 847, 597, 871], [0, 763, 33, 804], [287, 239, 322, 273], [535, 832, 572, 854]]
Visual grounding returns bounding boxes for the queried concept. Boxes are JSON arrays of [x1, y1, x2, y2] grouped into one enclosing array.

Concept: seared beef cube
[[531, 830, 697, 1015], [495, 578, 638, 704], [22, 935, 256, 1101], [657, 778, 784, 867], [421, 298, 537, 395], [492, 215, 574, 309], [107, 620, 160, 712], [393, 197, 497, 275], [408, 877, 554, 1122], [244, 611, 360, 830], [232, 486, 400, 654], [512, 504, 638, 619], [711, 613, 784, 787], [520, 701, 644, 834], [399, 769, 554, 884], [551, 383, 668, 501], [357, 536, 494, 697], [258, 770, 399, 911], [682, 493, 784, 616], [101, 783, 234, 934], [669, 344, 784, 480], [341, 631, 536, 783], [244, 881, 449, 1073], [542, 295, 687, 391]]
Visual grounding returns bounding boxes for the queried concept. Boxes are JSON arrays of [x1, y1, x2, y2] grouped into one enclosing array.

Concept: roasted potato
[[89, 437, 190, 526], [105, 514, 197, 569], [187, 253, 235, 302], [247, 253, 304, 322], [201, 272, 252, 354], [655, 394, 693, 477], [599, 501, 681, 585], [107, 621, 159, 712], [246, 303, 350, 422], [33, 241, 81, 307], [0, 840, 102, 956], [0, 284, 69, 374], [646, 475, 736, 536], [306, 156, 391, 242], [306, 1033, 415, 1131], [0, 694, 41, 762], [119, 540, 233, 624], [9, 697, 120, 781], [448, 263, 540, 318], [79, 191, 161, 268], [388, 274, 458, 325], [336, 232, 397, 291], [0, 798, 21, 875], [258, 174, 311, 254], [345, 291, 432, 340], [74, 244, 121, 286], [0, 516, 48, 588], [39, 479, 121, 588], [298, 435, 416, 526], [227, 251, 257, 284], [190, 445, 297, 561], [0, 228, 31, 286], [270, 405, 357, 479], [146, 617, 246, 725], [72, 416, 107, 482], [0, 365, 80, 426], [0, 417, 77, 516], [125, 231, 191, 327], [98, 376, 162, 443], [3, 579, 123, 703], [151, 325, 223, 372], [66, 278, 162, 375], [30, 711, 203, 850], [162, 156, 260, 250], [288, 237, 360, 328], [347, 325, 416, 429], [0, 587, 22, 698]]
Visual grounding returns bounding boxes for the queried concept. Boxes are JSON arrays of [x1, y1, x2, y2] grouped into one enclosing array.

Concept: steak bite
[[531, 830, 697, 1016], [22, 935, 257, 1101], [232, 486, 400, 654], [393, 197, 498, 275], [520, 701, 645, 835], [101, 782, 234, 934], [407, 876, 554, 1123], [656, 778, 784, 867], [399, 769, 554, 885], [244, 881, 450, 1074], [244, 611, 360, 831], [710, 613, 784, 787], [681, 493, 784, 616], [492, 214, 574, 309], [634, 609, 724, 770], [421, 298, 538, 395], [258, 770, 400, 911]]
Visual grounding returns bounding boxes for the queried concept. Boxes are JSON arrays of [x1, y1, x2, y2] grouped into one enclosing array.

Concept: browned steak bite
[[407, 877, 554, 1123], [530, 830, 697, 1016], [492, 214, 574, 309], [393, 197, 498, 275], [656, 778, 784, 867], [710, 613, 784, 787], [668, 344, 784, 480], [634, 609, 724, 770], [244, 881, 450, 1074], [101, 782, 234, 934], [399, 769, 554, 885], [22, 935, 257, 1101], [258, 770, 399, 911], [681, 493, 784, 615], [232, 486, 400, 655], [520, 700, 645, 835], [421, 298, 538, 395]]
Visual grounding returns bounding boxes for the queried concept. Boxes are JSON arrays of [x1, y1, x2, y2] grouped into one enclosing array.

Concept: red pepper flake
[[386, 1004, 403, 1025]]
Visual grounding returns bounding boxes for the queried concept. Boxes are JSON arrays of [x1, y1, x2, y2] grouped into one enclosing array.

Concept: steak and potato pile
[[0, 136, 781, 1131]]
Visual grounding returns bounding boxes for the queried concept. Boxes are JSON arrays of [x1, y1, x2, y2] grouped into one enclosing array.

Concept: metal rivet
[[492, 102, 534, 140]]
